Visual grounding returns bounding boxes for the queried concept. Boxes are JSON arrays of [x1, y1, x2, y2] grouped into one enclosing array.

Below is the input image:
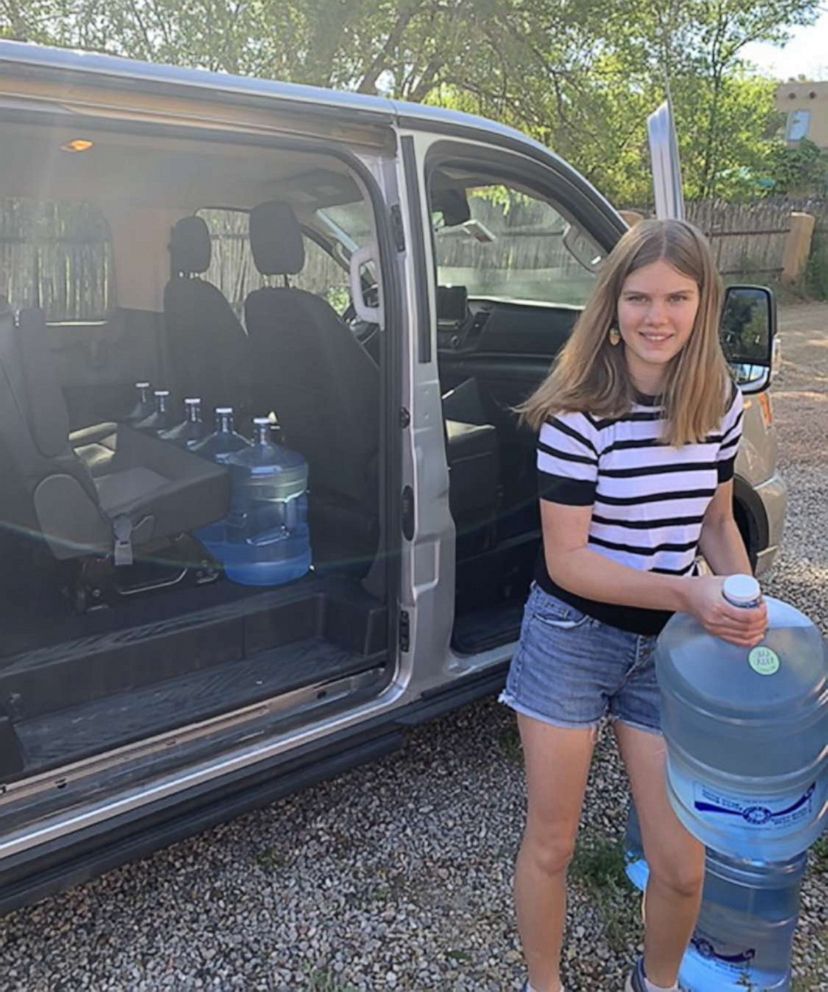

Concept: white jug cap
[[723, 574, 761, 606]]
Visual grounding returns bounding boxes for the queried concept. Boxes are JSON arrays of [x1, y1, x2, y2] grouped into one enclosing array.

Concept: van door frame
[[398, 131, 626, 691]]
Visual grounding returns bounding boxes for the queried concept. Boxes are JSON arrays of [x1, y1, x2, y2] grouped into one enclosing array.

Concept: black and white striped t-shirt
[[535, 384, 744, 634]]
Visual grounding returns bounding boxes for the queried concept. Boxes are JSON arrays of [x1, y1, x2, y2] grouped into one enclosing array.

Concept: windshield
[[433, 184, 603, 306], [317, 202, 374, 255]]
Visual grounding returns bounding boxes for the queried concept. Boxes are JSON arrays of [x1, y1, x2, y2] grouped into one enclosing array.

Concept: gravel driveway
[[1, 304, 826, 992]]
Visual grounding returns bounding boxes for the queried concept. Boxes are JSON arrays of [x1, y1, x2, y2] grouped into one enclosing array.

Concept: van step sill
[[451, 601, 523, 655], [14, 640, 382, 774]]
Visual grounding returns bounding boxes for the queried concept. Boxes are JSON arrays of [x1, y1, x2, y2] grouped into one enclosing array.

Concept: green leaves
[[1, 0, 821, 204]]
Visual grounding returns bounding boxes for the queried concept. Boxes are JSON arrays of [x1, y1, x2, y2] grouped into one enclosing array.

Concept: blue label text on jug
[[693, 782, 815, 829]]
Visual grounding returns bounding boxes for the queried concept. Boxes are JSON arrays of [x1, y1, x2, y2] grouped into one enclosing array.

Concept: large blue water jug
[[680, 850, 807, 992], [192, 406, 252, 553], [623, 803, 648, 892], [124, 381, 154, 423], [221, 417, 311, 587], [191, 406, 251, 463], [656, 575, 827, 862], [624, 806, 807, 992], [160, 397, 208, 449], [134, 388, 175, 434]]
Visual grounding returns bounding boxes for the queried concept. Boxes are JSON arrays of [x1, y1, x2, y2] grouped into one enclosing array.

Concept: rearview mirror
[[431, 187, 471, 228], [720, 285, 777, 393], [562, 223, 604, 272]]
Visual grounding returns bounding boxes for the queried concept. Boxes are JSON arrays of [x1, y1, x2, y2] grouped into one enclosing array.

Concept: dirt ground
[[772, 301, 828, 470]]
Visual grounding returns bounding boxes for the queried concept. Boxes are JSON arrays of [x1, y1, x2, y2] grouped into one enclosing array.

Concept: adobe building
[[776, 80, 828, 149]]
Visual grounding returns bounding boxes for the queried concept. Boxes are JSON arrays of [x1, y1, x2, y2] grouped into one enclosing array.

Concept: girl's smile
[[617, 259, 700, 393]]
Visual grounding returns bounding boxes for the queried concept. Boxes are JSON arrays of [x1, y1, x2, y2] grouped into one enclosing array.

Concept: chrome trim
[[0, 668, 391, 857]]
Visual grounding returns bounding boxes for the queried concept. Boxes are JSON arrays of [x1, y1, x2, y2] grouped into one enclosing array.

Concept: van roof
[[0, 39, 546, 155], [0, 40, 624, 232]]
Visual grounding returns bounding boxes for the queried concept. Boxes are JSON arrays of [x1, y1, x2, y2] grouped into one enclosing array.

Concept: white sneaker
[[625, 958, 682, 992]]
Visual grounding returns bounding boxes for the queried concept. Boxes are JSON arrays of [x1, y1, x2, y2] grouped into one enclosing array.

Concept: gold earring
[[608, 325, 621, 346]]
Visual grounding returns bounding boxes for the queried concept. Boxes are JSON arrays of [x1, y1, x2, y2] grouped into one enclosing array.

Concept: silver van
[[0, 41, 785, 911]]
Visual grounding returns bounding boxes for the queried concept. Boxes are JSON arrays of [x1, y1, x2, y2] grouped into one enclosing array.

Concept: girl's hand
[[683, 576, 768, 648]]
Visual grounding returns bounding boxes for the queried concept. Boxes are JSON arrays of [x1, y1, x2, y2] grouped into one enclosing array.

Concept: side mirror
[[720, 285, 777, 394]]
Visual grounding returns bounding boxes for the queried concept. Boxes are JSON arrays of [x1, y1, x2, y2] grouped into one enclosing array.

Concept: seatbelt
[[112, 515, 134, 566]]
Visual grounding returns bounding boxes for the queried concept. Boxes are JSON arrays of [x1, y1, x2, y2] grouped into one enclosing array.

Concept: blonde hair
[[519, 218, 731, 446]]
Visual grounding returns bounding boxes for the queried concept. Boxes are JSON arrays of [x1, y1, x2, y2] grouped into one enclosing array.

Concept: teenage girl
[[499, 218, 768, 992]]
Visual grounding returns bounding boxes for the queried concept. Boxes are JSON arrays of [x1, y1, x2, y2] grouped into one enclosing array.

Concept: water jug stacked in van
[[160, 397, 208, 449], [189, 405, 252, 555], [651, 574, 827, 991], [222, 417, 311, 587]]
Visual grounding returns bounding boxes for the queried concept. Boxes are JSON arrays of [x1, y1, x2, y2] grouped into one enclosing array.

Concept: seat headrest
[[170, 216, 211, 275], [249, 201, 305, 276]]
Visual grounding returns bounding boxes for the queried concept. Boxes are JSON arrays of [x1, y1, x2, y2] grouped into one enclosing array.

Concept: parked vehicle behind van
[[0, 40, 785, 912]]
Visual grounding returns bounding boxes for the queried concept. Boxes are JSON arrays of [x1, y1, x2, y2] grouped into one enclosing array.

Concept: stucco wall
[[776, 81, 828, 150]]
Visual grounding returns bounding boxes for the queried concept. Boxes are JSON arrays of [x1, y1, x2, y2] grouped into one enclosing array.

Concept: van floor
[[0, 534, 304, 670], [14, 635, 377, 771], [0, 560, 268, 659], [0, 565, 388, 780]]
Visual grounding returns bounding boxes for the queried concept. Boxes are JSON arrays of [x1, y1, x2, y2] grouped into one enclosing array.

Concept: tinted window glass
[[432, 183, 603, 307], [0, 197, 112, 320]]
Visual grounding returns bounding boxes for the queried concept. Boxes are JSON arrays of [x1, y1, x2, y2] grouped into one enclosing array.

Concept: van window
[[198, 208, 351, 319], [317, 200, 378, 292], [0, 197, 112, 320], [432, 182, 603, 307]]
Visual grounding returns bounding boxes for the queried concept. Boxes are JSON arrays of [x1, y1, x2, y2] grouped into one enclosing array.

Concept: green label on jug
[[748, 646, 780, 676]]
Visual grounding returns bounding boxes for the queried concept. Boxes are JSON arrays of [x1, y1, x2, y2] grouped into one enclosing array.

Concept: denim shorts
[[498, 583, 662, 734]]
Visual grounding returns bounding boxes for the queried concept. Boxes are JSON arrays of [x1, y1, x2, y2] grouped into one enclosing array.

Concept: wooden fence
[[630, 197, 827, 280], [686, 201, 790, 277], [0, 200, 112, 319], [1, 194, 825, 322]]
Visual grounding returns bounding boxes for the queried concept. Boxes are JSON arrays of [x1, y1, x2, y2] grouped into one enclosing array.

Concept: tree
[[768, 138, 828, 196], [0, 0, 821, 204], [661, 0, 820, 200]]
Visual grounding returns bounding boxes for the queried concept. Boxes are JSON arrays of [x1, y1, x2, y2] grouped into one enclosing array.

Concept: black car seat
[[243, 201, 502, 569], [163, 216, 250, 417], [0, 305, 229, 565], [244, 201, 380, 570]]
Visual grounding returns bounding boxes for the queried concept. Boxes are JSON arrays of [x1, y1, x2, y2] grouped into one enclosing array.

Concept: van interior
[[0, 114, 603, 789], [0, 121, 402, 786]]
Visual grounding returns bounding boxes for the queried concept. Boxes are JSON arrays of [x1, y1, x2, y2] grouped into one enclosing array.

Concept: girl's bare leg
[[514, 715, 596, 992]]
